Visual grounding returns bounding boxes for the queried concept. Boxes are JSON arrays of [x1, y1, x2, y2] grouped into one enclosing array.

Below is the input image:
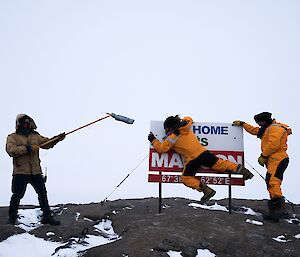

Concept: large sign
[[148, 120, 245, 185]]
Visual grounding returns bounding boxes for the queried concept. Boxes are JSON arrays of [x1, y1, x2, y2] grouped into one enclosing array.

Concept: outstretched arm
[[232, 120, 259, 135], [243, 123, 259, 135], [148, 132, 176, 153], [39, 133, 66, 149]]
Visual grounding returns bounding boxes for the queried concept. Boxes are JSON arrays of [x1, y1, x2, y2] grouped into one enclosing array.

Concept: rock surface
[[0, 198, 299, 257]]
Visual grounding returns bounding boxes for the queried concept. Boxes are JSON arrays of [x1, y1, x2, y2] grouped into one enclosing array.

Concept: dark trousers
[[9, 174, 51, 218], [184, 151, 218, 176]]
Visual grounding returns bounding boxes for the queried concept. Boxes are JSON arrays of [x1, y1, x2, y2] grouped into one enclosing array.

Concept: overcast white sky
[[0, 1, 299, 207]]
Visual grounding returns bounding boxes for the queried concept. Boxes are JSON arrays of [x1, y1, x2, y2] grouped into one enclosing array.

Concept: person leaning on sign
[[6, 114, 65, 225], [148, 115, 254, 204], [233, 112, 292, 222]]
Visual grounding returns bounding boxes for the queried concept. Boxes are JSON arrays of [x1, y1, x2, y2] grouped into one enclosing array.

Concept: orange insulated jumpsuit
[[151, 117, 239, 191], [242, 120, 291, 199]]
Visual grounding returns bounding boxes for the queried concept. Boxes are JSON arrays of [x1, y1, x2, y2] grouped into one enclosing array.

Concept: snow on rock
[[16, 207, 61, 232], [0, 219, 120, 257], [188, 202, 228, 212], [0, 233, 61, 257], [196, 249, 216, 257], [16, 208, 43, 232], [272, 235, 292, 243], [167, 250, 182, 257], [75, 212, 80, 221], [167, 249, 216, 257], [94, 219, 119, 239], [46, 232, 55, 237], [233, 206, 260, 216], [295, 233, 300, 239], [246, 219, 263, 226]]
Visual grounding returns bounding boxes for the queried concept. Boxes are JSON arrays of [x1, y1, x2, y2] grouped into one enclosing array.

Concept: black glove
[[177, 119, 188, 128], [26, 144, 39, 153], [26, 144, 32, 153], [148, 132, 156, 143], [56, 132, 66, 141], [51, 132, 66, 142]]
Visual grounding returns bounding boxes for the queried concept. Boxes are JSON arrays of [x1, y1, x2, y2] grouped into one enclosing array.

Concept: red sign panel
[[149, 148, 244, 173], [148, 174, 245, 186]]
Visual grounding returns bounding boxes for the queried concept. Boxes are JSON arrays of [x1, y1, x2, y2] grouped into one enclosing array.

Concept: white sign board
[[149, 121, 244, 173]]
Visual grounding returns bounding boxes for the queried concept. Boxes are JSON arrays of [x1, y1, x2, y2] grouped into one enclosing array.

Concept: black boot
[[41, 212, 61, 226], [8, 197, 20, 225], [263, 199, 279, 222], [236, 165, 254, 180], [275, 196, 291, 219], [200, 182, 216, 204]]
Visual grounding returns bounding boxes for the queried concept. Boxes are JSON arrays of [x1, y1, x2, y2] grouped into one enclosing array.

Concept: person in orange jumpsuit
[[148, 115, 253, 204], [233, 112, 292, 221]]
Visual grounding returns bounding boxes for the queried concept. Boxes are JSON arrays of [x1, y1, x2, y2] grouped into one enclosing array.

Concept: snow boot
[[41, 213, 61, 226], [200, 182, 216, 204], [236, 165, 254, 180], [275, 196, 291, 219], [263, 199, 279, 222]]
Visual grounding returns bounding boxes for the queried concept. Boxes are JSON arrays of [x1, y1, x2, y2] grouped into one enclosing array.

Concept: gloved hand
[[176, 119, 188, 128], [232, 120, 245, 126], [148, 132, 156, 143], [56, 132, 66, 141], [32, 144, 39, 152], [258, 154, 268, 167], [27, 144, 39, 153]]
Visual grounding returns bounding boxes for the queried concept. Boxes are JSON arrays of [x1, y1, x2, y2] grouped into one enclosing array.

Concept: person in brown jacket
[[6, 114, 65, 225], [148, 115, 253, 204], [233, 112, 292, 221]]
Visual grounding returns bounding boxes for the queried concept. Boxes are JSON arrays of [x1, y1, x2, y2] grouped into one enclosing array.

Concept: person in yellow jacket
[[6, 114, 65, 225], [233, 112, 292, 221], [148, 115, 253, 204]]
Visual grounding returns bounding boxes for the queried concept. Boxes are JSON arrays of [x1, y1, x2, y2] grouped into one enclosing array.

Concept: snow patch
[[123, 206, 133, 210], [167, 250, 182, 257], [94, 219, 118, 237], [0, 220, 120, 257], [272, 235, 291, 243], [75, 212, 80, 221], [167, 249, 216, 257], [235, 206, 260, 216], [15, 207, 61, 232], [246, 219, 263, 226], [294, 233, 300, 239], [16, 208, 43, 232], [189, 202, 228, 212], [46, 232, 55, 237], [196, 249, 216, 257], [0, 233, 61, 257]]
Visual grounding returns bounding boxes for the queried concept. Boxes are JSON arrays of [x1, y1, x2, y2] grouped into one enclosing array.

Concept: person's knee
[[180, 175, 189, 186], [180, 175, 200, 190], [12, 190, 25, 200]]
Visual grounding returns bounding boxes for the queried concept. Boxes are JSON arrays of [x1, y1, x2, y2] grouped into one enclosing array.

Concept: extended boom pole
[[40, 112, 134, 147]]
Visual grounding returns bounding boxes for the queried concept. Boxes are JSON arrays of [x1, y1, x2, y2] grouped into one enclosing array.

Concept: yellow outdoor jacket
[[243, 120, 291, 158], [152, 116, 206, 164]]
